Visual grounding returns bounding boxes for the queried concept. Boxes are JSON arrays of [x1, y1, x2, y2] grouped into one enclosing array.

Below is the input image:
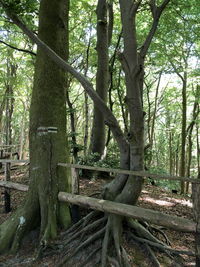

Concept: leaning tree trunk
[[0, 0, 71, 254]]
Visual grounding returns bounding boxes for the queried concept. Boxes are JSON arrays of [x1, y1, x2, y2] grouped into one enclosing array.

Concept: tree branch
[[159, 0, 171, 11], [169, 59, 184, 82], [139, 0, 171, 59], [130, 0, 142, 17], [108, 1, 113, 47], [0, 39, 36, 56], [149, 0, 156, 18]]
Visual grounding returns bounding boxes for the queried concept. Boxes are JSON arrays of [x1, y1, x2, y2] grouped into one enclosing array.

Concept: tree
[[90, 0, 112, 160], [0, 0, 71, 253]]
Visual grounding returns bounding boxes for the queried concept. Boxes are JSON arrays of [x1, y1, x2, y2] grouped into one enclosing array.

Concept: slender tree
[[90, 0, 111, 159]]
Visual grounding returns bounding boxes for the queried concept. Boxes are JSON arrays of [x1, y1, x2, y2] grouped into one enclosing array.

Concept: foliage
[[78, 143, 120, 169]]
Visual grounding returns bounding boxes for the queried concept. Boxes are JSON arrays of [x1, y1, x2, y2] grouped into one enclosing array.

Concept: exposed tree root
[[140, 220, 172, 246], [63, 216, 106, 245], [144, 243, 161, 267], [58, 227, 106, 266], [127, 219, 166, 247], [80, 244, 102, 267], [1, 202, 194, 267], [60, 210, 101, 238], [55, 212, 195, 267], [129, 232, 194, 256], [149, 224, 172, 246], [101, 219, 111, 266]]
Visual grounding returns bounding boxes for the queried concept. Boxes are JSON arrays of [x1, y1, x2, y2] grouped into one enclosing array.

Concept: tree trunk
[[115, 0, 144, 206], [66, 88, 78, 162], [150, 72, 162, 146], [4, 56, 17, 213], [90, 0, 109, 160], [185, 86, 199, 193], [0, 0, 71, 253], [83, 30, 92, 158], [19, 100, 28, 160], [29, 0, 71, 234], [197, 124, 200, 175], [180, 75, 187, 194], [169, 131, 174, 175]]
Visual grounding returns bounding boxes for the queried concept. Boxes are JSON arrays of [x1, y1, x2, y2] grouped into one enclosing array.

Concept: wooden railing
[[0, 160, 199, 262], [58, 162, 199, 183]]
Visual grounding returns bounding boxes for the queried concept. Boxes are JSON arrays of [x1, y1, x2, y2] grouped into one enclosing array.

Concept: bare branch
[[159, 0, 171, 12], [0, 39, 36, 56], [169, 59, 184, 82], [139, 0, 171, 59]]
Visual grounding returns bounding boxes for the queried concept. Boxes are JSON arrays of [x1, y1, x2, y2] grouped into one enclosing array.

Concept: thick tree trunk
[[0, 0, 71, 253], [29, 0, 71, 233]]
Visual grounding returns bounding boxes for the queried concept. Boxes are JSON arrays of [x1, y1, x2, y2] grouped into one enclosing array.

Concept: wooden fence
[[0, 160, 199, 264]]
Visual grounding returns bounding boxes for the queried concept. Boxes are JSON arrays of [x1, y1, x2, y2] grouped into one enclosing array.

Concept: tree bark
[[185, 86, 199, 193], [29, 0, 71, 232], [180, 75, 187, 193], [19, 100, 28, 160], [90, 0, 110, 160]]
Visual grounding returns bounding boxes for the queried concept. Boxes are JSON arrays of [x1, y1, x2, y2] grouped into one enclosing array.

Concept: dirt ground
[[0, 166, 196, 266]]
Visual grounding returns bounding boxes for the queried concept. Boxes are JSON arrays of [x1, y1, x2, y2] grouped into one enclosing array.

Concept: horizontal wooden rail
[[58, 192, 196, 233], [0, 160, 29, 164], [0, 181, 28, 191], [0, 160, 198, 183], [0, 144, 20, 147], [58, 163, 199, 183], [0, 181, 196, 233]]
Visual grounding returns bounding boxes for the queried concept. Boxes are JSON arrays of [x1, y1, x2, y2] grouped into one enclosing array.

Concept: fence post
[[4, 162, 11, 212], [192, 181, 200, 266], [71, 167, 79, 194], [71, 167, 80, 223]]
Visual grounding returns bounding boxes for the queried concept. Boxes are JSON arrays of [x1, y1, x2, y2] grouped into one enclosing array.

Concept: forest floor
[[0, 166, 195, 266]]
